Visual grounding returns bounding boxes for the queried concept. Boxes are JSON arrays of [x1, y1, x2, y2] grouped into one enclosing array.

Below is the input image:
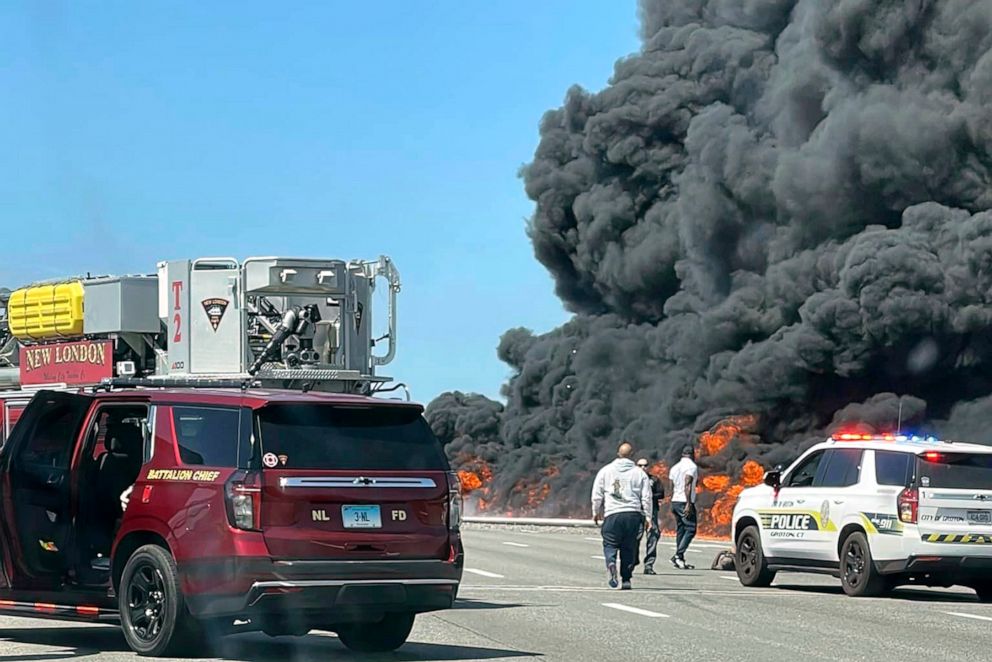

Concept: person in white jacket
[[592, 441, 653, 590]]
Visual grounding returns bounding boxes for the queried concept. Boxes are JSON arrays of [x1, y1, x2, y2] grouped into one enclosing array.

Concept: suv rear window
[[256, 405, 449, 471], [917, 453, 992, 489], [173, 406, 243, 467], [875, 450, 914, 486]]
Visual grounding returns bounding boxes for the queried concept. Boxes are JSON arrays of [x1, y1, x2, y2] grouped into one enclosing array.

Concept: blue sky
[[0, 1, 640, 402]]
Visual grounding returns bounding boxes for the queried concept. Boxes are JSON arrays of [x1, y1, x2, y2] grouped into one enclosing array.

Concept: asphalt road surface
[[1, 525, 990, 661]]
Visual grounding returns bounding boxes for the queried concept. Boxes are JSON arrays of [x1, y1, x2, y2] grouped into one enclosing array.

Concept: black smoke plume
[[427, 0, 992, 523]]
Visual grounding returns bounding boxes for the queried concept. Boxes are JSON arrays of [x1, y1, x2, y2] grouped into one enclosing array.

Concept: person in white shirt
[[591, 441, 653, 590], [668, 445, 699, 569]]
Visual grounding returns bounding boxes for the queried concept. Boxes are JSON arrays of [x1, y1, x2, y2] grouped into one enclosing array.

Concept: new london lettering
[[23, 343, 107, 372]]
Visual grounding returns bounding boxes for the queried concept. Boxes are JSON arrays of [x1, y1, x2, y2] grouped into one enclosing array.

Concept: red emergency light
[[830, 432, 941, 444]]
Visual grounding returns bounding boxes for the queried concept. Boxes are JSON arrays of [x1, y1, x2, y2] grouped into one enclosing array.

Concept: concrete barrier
[[463, 516, 596, 528]]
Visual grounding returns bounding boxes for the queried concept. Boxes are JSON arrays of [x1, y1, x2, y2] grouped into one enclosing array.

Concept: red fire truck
[[0, 256, 464, 656]]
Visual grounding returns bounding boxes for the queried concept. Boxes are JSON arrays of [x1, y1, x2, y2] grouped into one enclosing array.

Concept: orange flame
[[741, 460, 764, 486], [701, 474, 731, 491], [457, 457, 494, 512], [458, 471, 483, 491], [699, 415, 757, 457]]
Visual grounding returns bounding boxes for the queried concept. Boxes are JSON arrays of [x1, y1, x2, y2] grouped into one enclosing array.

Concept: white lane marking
[[460, 585, 812, 596], [502, 542, 530, 548], [945, 611, 992, 623], [719, 575, 739, 581], [602, 603, 669, 618], [585, 537, 601, 542], [464, 568, 505, 579], [592, 555, 606, 559]]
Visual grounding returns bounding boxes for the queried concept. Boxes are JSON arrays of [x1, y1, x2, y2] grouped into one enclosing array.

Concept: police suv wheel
[[839, 532, 886, 597], [735, 525, 775, 587], [119, 544, 203, 656], [337, 612, 415, 652]]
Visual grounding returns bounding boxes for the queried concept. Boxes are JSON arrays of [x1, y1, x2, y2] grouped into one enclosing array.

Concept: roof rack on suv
[[94, 377, 257, 392]]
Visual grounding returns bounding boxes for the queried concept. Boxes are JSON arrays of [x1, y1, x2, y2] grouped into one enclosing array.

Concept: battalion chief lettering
[[22, 342, 108, 372]]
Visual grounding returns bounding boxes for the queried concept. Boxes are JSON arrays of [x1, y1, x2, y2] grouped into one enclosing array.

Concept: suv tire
[[840, 531, 886, 597], [735, 525, 776, 587], [119, 544, 203, 656], [972, 582, 992, 603], [337, 613, 415, 652]]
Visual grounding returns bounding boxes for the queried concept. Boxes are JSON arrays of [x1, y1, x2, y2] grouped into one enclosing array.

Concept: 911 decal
[[861, 512, 904, 536], [922, 533, 992, 544]]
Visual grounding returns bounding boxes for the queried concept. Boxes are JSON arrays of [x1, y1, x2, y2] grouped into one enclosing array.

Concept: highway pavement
[[0, 525, 990, 661]]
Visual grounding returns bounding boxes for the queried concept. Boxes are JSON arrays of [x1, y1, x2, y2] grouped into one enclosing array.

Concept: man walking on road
[[592, 442, 652, 590], [669, 445, 699, 569], [636, 458, 664, 575]]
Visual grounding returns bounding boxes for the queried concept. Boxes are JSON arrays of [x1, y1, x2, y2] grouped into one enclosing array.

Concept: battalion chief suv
[[732, 434, 992, 600], [0, 388, 463, 655]]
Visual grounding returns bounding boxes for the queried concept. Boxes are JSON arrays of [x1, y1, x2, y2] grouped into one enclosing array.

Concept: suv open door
[[0, 390, 92, 589]]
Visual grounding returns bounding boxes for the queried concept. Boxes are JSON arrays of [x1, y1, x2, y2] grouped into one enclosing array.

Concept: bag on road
[[711, 550, 735, 571]]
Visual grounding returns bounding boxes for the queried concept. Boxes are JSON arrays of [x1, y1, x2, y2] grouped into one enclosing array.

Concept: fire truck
[[0, 255, 464, 656], [0, 254, 403, 442]]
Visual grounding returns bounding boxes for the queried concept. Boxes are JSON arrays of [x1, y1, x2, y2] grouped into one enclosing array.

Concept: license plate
[[968, 510, 992, 525], [342, 505, 382, 529]]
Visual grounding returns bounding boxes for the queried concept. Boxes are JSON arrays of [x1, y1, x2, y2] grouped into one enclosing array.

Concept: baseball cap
[[681, 445, 694, 457], [636, 458, 649, 467]]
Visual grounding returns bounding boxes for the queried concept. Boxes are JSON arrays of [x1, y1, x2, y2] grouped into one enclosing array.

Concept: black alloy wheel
[[127, 564, 167, 643], [839, 532, 886, 597], [735, 525, 775, 587], [119, 544, 203, 656]]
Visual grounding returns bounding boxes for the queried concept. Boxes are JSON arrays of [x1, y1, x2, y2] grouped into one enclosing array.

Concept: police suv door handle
[[833, 500, 844, 505]]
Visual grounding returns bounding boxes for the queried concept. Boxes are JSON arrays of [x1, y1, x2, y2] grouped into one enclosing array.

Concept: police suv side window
[[172, 406, 240, 467], [875, 450, 913, 486], [818, 449, 862, 488], [786, 450, 825, 488]]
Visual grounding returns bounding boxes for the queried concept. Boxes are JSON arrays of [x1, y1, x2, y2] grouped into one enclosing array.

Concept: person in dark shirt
[[636, 458, 665, 575]]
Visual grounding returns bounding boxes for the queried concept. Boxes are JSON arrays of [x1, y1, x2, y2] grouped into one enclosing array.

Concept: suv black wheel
[[735, 525, 776, 587], [840, 531, 887, 597], [337, 613, 415, 652], [972, 582, 992, 603], [119, 544, 203, 656]]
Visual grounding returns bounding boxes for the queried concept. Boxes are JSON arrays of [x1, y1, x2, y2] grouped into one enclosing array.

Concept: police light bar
[[829, 433, 940, 444]]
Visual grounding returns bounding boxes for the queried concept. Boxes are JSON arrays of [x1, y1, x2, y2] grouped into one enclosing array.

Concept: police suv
[[732, 434, 992, 599]]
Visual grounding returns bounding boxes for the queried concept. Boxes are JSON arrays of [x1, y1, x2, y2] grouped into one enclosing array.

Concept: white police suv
[[732, 434, 992, 599]]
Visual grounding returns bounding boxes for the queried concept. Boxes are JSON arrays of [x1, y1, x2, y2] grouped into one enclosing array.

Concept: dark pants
[[602, 511, 642, 581], [672, 502, 697, 558], [643, 506, 660, 569]]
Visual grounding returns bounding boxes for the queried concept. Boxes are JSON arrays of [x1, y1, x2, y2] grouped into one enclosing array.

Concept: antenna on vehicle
[[896, 398, 904, 436]]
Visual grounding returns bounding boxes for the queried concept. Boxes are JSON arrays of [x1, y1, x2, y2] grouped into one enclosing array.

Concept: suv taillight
[[446, 472, 462, 532], [225, 470, 262, 531], [898, 486, 918, 524]]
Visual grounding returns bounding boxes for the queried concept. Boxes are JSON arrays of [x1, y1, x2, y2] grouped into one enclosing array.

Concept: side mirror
[[763, 470, 782, 489]]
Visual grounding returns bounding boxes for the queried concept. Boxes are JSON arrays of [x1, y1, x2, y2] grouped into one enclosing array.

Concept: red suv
[[0, 388, 463, 655]]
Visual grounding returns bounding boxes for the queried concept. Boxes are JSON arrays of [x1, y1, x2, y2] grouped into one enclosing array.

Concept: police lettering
[[769, 514, 815, 530]]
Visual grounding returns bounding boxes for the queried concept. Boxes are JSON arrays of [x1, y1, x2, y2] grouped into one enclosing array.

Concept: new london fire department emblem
[[201, 298, 229, 331]]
